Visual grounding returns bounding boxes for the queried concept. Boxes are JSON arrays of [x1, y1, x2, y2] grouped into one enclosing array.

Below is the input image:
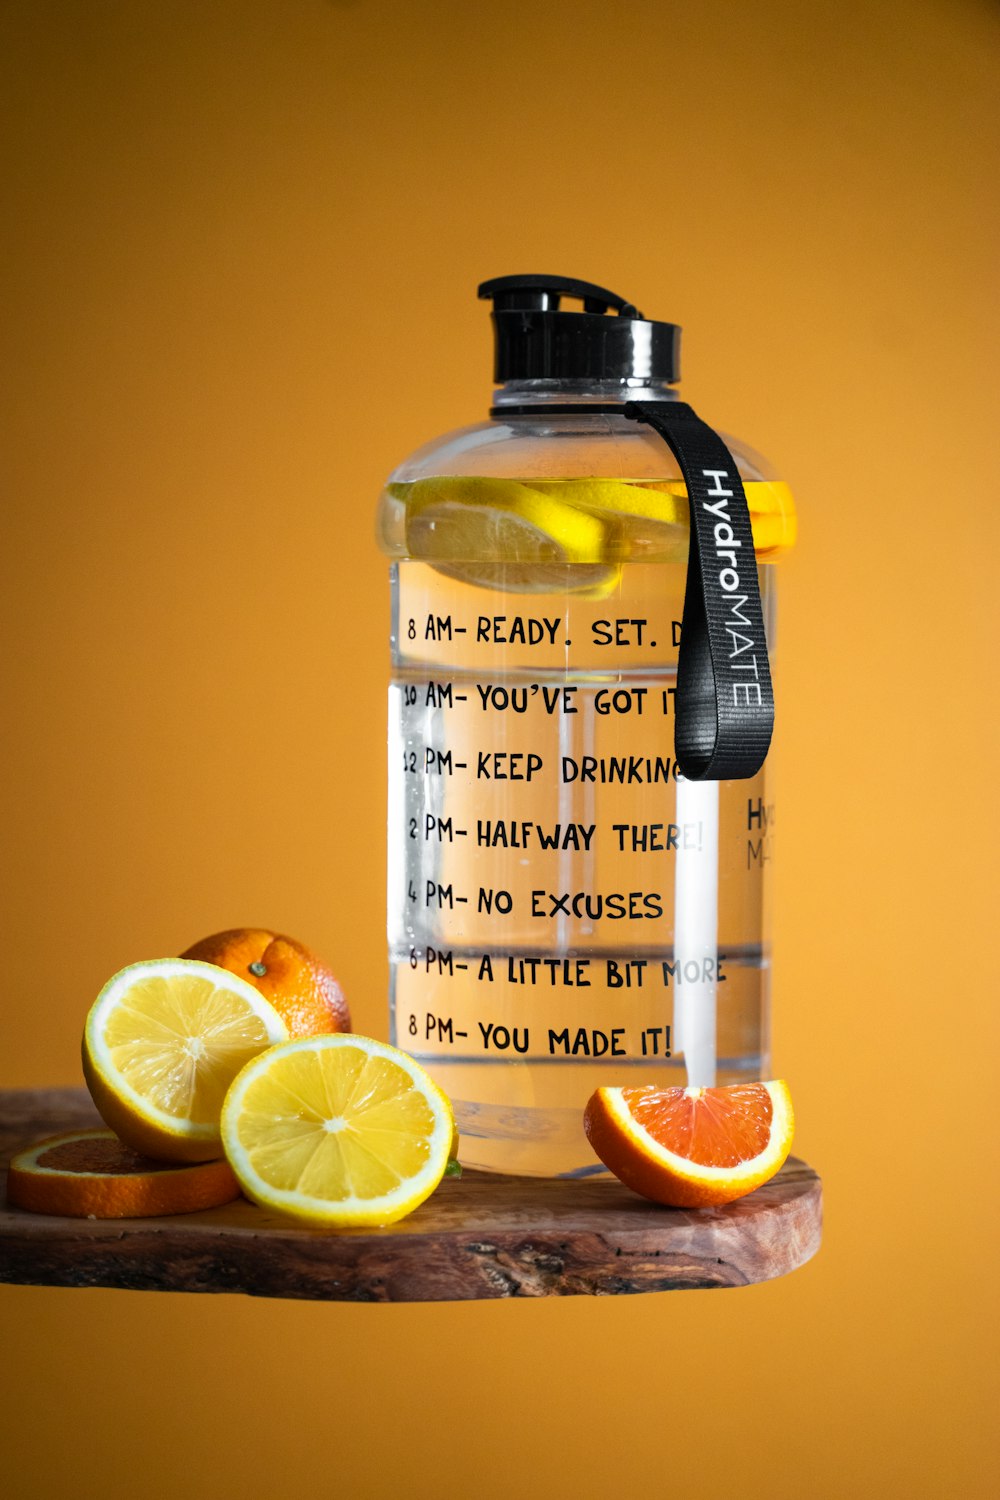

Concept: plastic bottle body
[[380, 388, 784, 1177]]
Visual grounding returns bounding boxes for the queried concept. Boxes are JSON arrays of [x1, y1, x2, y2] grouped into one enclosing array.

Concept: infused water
[[386, 508, 779, 1176]]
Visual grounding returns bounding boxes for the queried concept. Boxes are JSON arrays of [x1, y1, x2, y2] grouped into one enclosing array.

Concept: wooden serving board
[[0, 1089, 821, 1301]]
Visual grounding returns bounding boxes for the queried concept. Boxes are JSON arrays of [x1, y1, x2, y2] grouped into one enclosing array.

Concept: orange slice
[[5, 1128, 241, 1218], [584, 1080, 794, 1208]]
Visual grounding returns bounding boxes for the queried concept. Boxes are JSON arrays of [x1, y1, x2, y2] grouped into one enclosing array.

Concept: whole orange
[[180, 929, 350, 1039]]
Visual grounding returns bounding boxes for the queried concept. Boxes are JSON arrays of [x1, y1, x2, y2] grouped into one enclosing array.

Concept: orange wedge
[[584, 1080, 794, 1208], [5, 1128, 240, 1218]]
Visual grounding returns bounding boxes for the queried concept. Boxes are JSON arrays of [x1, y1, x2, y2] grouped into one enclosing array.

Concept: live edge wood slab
[[0, 1089, 820, 1302]]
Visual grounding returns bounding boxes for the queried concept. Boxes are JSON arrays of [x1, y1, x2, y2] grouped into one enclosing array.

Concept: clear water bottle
[[378, 275, 795, 1177]]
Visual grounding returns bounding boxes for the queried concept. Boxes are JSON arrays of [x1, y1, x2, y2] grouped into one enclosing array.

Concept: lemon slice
[[395, 474, 795, 585], [532, 477, 689, 561], [533, 476, 687, 525], [83, 959, 289, 1162], [221, 1034, 456, 1227], [744, 480, 797, 555], [400, 476, 620, 596], [533, 477, 796, 558]]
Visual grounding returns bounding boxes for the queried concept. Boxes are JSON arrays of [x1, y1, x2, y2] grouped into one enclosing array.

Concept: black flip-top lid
[[478, 274, 681, 384]]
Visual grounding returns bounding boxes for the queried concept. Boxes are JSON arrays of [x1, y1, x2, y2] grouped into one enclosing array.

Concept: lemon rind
[[532, 478, 688, 528]]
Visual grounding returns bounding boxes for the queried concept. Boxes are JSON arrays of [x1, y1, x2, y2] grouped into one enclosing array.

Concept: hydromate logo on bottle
[[378, 275, 793, 1177]]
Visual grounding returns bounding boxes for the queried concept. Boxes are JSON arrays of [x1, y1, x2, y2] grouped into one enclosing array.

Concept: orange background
[[1, 2, 997, 1496]]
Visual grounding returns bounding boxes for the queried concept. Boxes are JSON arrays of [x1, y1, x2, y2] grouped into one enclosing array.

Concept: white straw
[[673, 777, 720, 1087]]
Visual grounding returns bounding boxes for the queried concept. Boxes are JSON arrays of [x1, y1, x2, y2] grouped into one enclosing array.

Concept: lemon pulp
[[102, 971, 278, 1124]]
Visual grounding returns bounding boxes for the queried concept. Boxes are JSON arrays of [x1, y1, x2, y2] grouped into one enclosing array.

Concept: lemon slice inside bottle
[[395, 473, 795, 593], [529, 477, 689, 562], [531, 477, 796, 559], [400, 476, 621, 597]]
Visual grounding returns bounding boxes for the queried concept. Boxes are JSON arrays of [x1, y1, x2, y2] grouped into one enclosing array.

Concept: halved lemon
[[584, 1080, 795, 1208], [221, 1034, 456, 1228], [400, 476, 620, 596], [82, 959, 289, 1162]]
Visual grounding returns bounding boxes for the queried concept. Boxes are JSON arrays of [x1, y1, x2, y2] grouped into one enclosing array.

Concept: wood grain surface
[[0, 1089, 821, 1301]]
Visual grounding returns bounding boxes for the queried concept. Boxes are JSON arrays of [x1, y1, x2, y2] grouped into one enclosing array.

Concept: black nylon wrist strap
[[624, 401, 774, 781]]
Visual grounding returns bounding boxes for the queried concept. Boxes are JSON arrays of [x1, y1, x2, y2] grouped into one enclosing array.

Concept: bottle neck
[[491, 377, 679, 410]]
